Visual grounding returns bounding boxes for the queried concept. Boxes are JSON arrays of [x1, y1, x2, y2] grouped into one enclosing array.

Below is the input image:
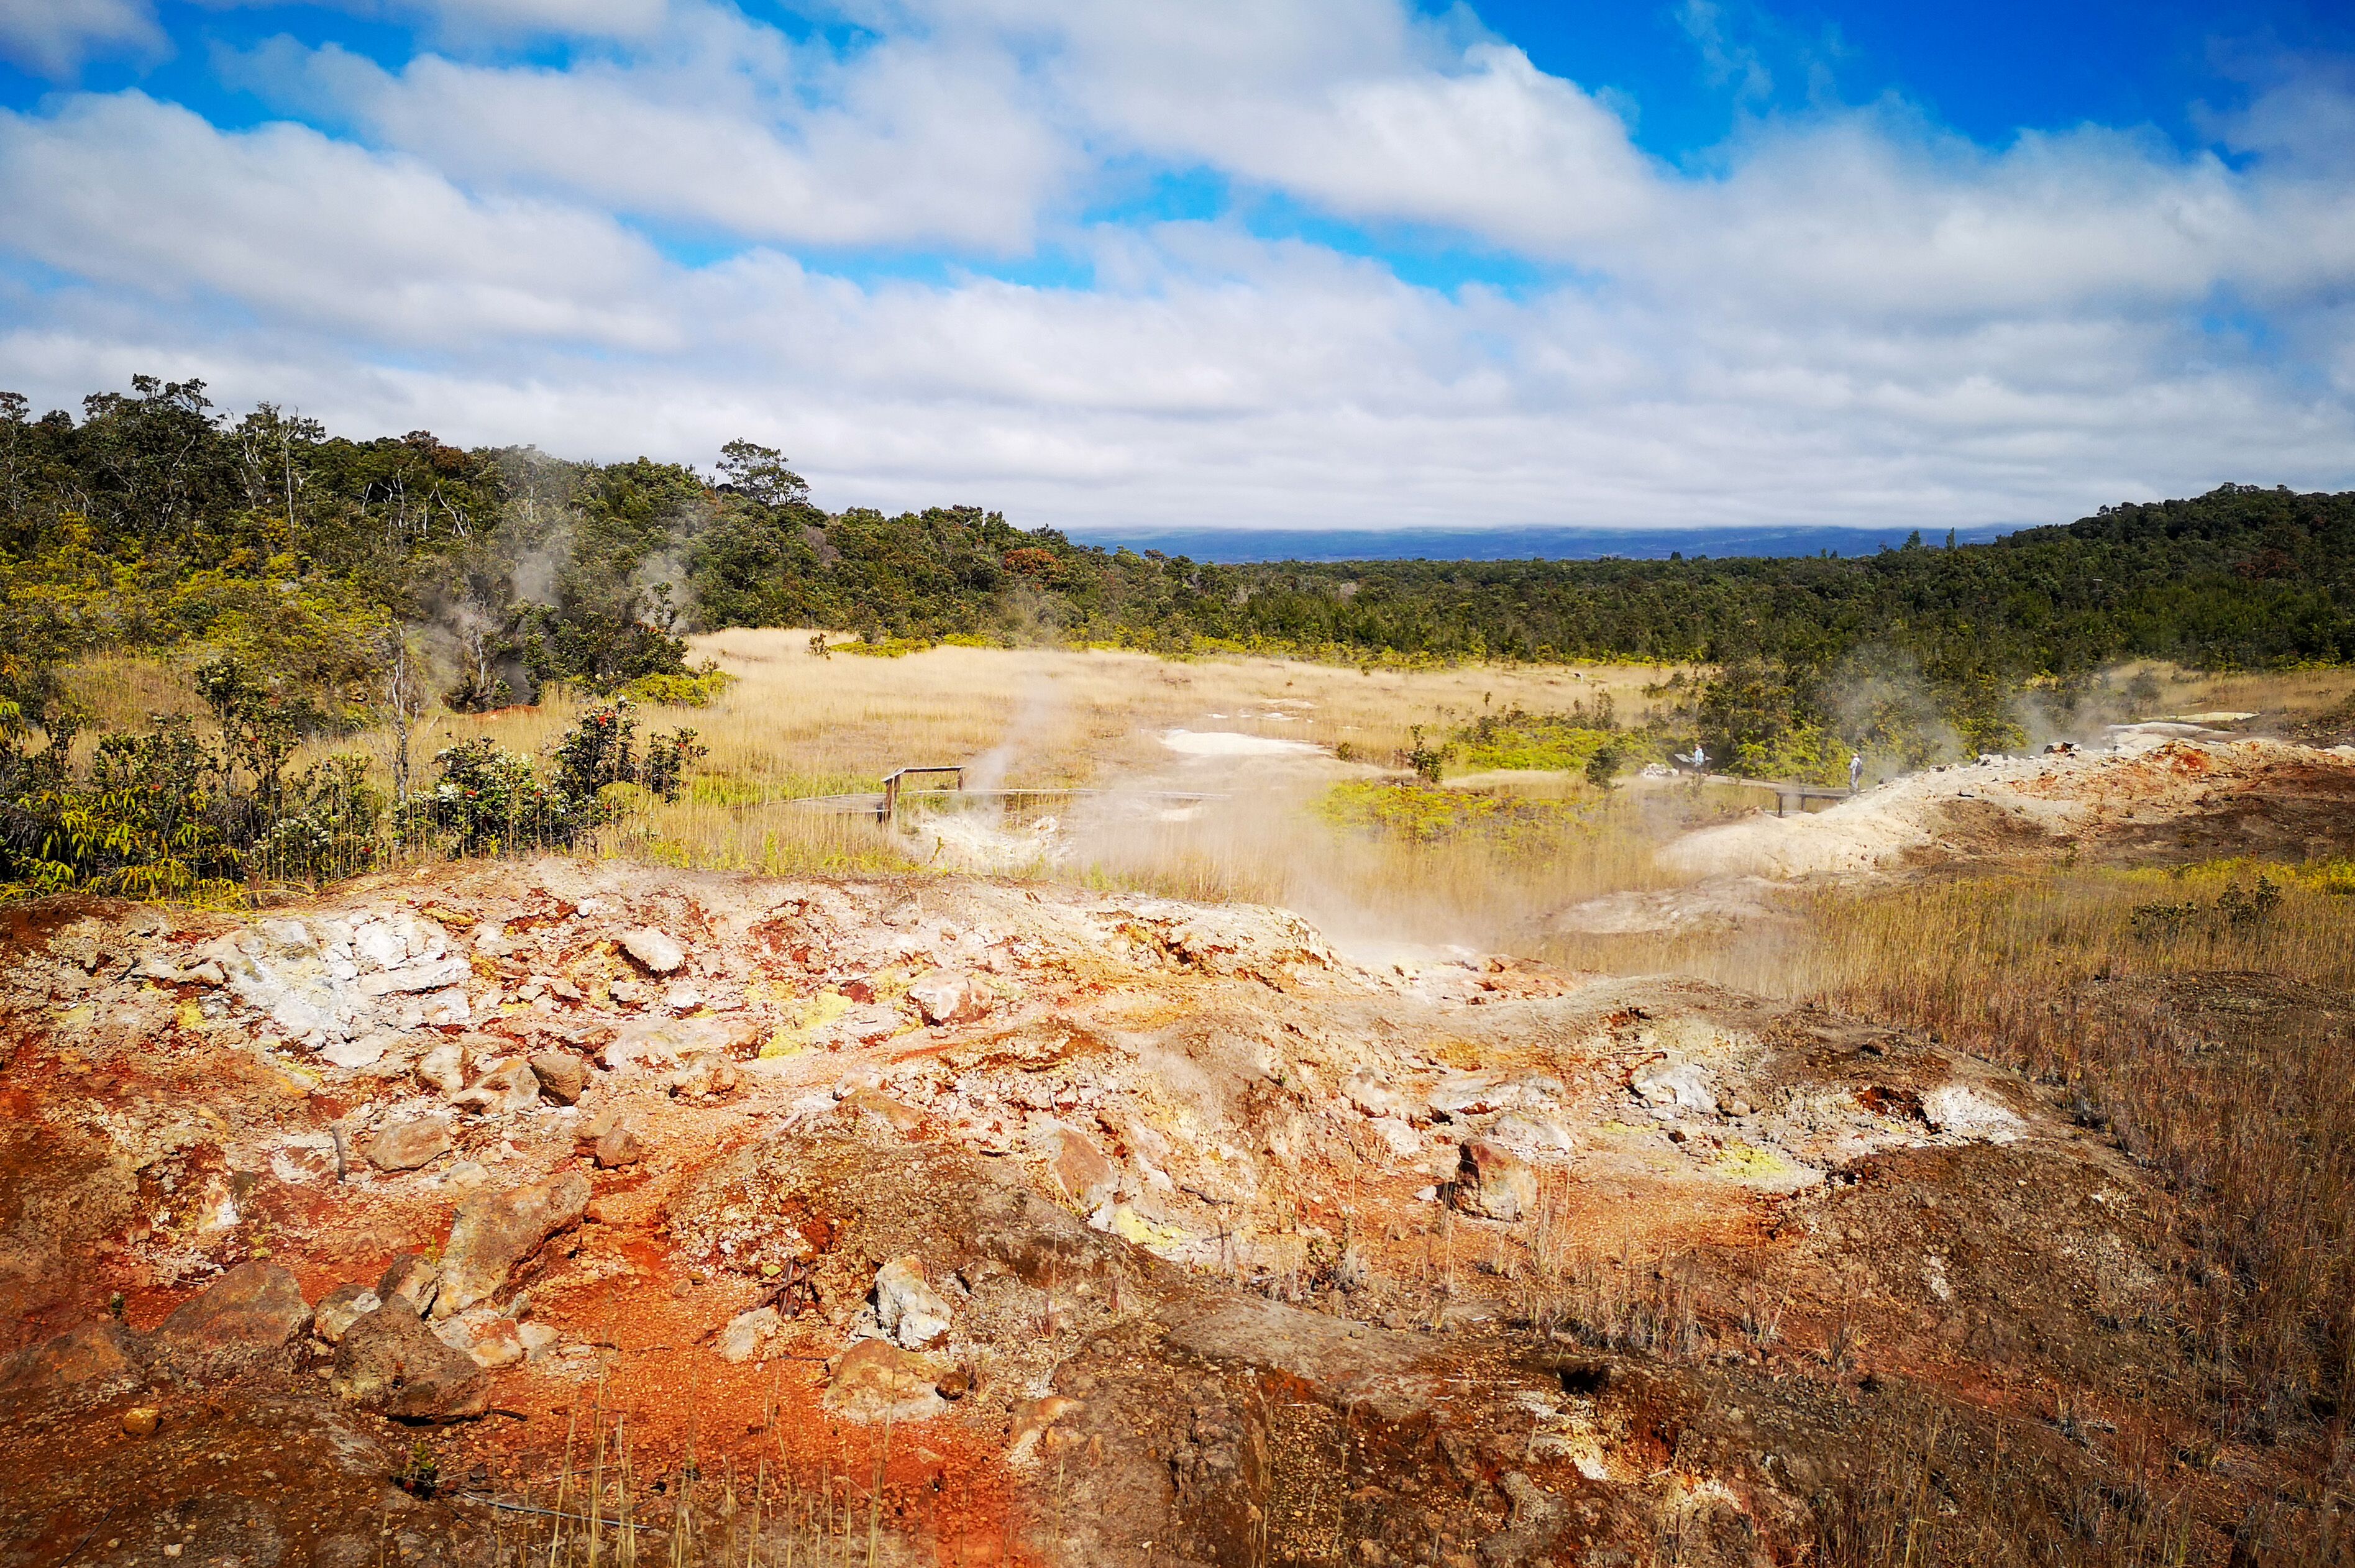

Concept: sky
[[2, 1, 2353, 538]]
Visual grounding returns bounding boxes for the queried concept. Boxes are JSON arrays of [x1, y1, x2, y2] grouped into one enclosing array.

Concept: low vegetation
[[1548, 859, 2355, 1503]]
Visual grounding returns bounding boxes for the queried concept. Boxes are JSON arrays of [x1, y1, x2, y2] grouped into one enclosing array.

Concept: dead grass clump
[[1558, 863, 2355, 1456], [1811, 1407, 2214, 1568]]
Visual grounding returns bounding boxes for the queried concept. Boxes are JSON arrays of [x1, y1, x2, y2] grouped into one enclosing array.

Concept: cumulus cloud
[[0, 93, 674, 347], [1, 0, 2351, 532], [247, 30, 1077, 251], [201, 0, 670, 44], [0, 0, 168, 77]]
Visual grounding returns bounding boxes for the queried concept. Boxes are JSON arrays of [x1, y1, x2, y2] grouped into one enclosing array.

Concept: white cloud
[[0, 0, 167, 77], [200, 0, 670, 45], [255, 33, 1077, 251], [0, 93, 675, 348], [1, 0, 2351, 533]]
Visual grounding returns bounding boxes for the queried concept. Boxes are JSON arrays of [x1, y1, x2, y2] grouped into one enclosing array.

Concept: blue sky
[[2, 1, 2353, 534]]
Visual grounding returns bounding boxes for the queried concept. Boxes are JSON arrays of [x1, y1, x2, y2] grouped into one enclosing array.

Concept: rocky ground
[[4, 734, 2351, 1566]]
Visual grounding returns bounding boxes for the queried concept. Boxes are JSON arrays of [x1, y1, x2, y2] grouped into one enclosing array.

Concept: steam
[[966, 675, 1060, 793]]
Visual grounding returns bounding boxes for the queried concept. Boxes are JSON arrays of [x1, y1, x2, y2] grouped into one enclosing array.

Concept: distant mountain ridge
[[1064, 523, 2019, 563]]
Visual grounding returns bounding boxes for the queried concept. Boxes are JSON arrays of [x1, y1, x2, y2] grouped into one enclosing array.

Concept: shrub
[[403, 699, 708, 859], [404, 737, 598, 855], [0, 690, 382, 901], [621, 662, 737, 708]]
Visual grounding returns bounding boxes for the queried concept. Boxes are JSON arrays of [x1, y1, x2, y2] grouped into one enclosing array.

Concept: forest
[[3, 375, 2349, 882]]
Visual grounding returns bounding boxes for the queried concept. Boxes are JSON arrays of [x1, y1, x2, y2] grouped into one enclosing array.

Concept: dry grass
[[2106, 661, 2355, 726], [412, 631, 1692, 901], [1548, 860, 2355, 1476]]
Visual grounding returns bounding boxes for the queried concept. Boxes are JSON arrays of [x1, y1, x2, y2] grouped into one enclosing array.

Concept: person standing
[[1849, 752, 1864, 793]]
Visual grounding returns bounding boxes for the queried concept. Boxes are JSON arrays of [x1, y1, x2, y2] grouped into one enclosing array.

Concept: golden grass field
[[57, 639, 2355, 942], [395, 631, 1699, 928]]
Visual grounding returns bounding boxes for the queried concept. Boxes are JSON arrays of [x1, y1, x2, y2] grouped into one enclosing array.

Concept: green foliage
[[1453, 696, 1629, 774], [6, 375, 2353, 828], [2131, 876, 2285, 941], [550, 698, 706, 803], [403, 699, 707, 860], [393, 1439, 441, 1499], [1317, 779, 1589, 854], [404, 737, 597, 856], [1399, 726, 1447, 782], [0, 691, 383, 901], [621, 663, 737, 708]]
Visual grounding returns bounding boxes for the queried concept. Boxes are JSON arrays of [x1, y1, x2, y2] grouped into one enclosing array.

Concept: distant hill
[[1063, 523, 2018, 563]]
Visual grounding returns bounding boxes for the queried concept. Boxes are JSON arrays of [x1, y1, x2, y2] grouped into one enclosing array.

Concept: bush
[[403, 737, 599, 855], [402, 699, 708, 859], [1401, 726, 1448, 782], [621, 662, 737, 708], [0, 690, 382, 901]]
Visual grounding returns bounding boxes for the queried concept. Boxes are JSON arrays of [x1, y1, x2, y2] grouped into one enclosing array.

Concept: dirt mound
[[1661, 736, 2355, 882], [0, 858, 2292, 1564]]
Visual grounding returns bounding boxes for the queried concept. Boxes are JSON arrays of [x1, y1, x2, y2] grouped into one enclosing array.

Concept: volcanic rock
[[156, 1260, 311, 1369], [331, 1306, 490, 1421], [417, 1041, 468, 1095], [620, 927, 687, 975], [1454, 1139, 1537, 1222], [1048, 1126, 1119, 1212], [432, 1170, 590, 1319], [452, 1059, 539, 1115], [0, 1322, 149, 1415], [907, 970, 987, 1026], [826, 1338, 946, 1424], [874, 1256, 953, 1349], [718, 1305, 784, 1364], [527, 1051, 587, 1104], [377, 1253, 439, 1315], [367, 1114, 452, 1172], [313, 1284, 382, 1344]]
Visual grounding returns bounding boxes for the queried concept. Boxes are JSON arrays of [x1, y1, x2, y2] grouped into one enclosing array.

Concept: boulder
[[527, 1051, 588, 1104], [1048, 1127, 1120, 1213], [716, 1305, 784, 1364], [432, 1170, 591, 1319], [1632, 1059, 1716, 1115], [156, 1260, 311, 1369], [331, 1306, 489, 1421], [313, 1284, 383, 1344], [462, 1318, 528, 1370], [907, 970, 987, 1026], [843, 1087, 924, 1135], [874, 1256, 954, 1349], [367, 1114, 452, 1172], [594, 1123, 644, 1169], [601, 1014, 746, 1072], [667, 1055, 738, 1100], [1454, 1139, 1537, 1223], [0, 1322, 149, 1415], [418, 1042, 469, 1095], [359, 955, 472, 997], [1488, 1114, 1575, 1152], [452, 1059, 539, 1115], [825, 1338, 946, 1424], [377, 1253, 440, 1315], [322, 1034, 390, 1070], [1342, 1070, 1407, 1119], [619, 927, 687, 975]]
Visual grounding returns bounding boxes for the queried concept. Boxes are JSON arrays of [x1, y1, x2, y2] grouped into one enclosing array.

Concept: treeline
[[5, 376, 2351, 773]]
